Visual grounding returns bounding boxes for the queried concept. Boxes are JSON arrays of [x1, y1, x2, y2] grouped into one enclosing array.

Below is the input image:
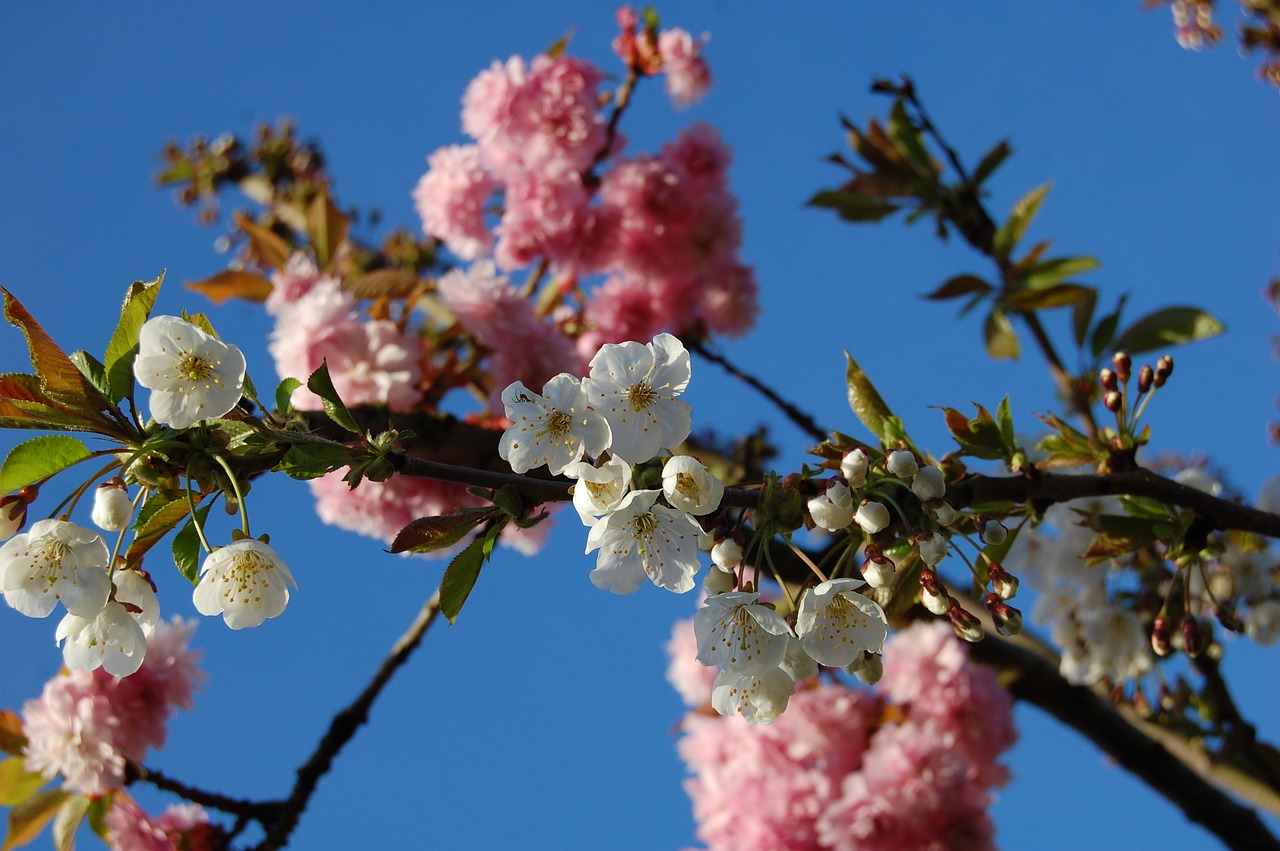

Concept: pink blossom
[[461, 56, 528, 153], [413, 144, 499, 260], [667, 617, 717, 707], [816, 721, 998, 851], [21, 619, 203, 797], [269, 278, 423, 412], [679, 685, 879, 851], [105, 797, 215, 851], [493, 174, 593, 271], [689, 262, 760, 338], [879, 621, 1017, 786], [659, 29, 712, 108], [576, 274, 671, 364], [661, 123, 731, 194], [267, 252, 335, 316]]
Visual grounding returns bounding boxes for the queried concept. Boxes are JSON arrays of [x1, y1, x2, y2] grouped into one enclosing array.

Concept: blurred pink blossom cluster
[[103, 797, 216, 851], [673, 620, 1016, 851], [20, 619, 204, 797], [413, 9, 756, 382]]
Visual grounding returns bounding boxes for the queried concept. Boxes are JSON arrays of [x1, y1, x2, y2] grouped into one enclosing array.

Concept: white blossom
[[840, 448, 869, 488], [1244, 599, 1280, 645], [580, 333, 692, 463], [808, 481, 854, 532], [55, 602, 147, 677], [885, 450, 918, 479], [661, 455, 724, 516], [133, 315, 247, 429], [91, 482, 132, 532], [861, 556, 895, 589], [779, 635, 819, 682], [703, 565, 736, 596], [711, 666, 795, 724], [917, 530, 948, 565], [854, 500, 890, 534], [710, 538, 743, 571], [910, 466, 946, 501], [0, 519, 110, 619], [112, 567, 160, 635], [795, 578, 888, 667], [564, 455, 632, 526], [694, 590, 794, 673], [193, 538, 296, 629], [499, 374, 611, 475], [585, 490, 701, 593]]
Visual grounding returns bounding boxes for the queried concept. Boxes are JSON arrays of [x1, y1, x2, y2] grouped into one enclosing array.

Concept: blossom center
[[539, 409, 574, 438], [176, 353, 215, 382], [675, 472, 700, 497], [625, 382, 657, 412]]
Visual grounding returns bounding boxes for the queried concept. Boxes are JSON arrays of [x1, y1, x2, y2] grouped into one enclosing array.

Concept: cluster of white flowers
[[499, 333, 889, 724], [0, 316, 295, 675]]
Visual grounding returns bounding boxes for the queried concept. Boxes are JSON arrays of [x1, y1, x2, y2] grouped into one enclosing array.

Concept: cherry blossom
[[499, 374, 611, 475], [710, 667, 795, 725], [193, 539, 295, 630], [808, 480, 856, 532], [795, 578, 888, 667], [584, 489, 701, 593], [91, 481, 133, 532], [56, 601, 148, 677], [694, 590, 794, 673], [133, 315, 246, 429], [662, 455, 724, 516], [581, 333, 692, 463], [564, 455, 632, 525], [0, 518, 111, 619]]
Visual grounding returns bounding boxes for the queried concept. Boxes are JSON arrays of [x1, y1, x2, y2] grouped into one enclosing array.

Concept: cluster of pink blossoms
[[102, 797, 216, 851], [21, 618, 204, 797], [672, 620, 1016, 851], [413, 8, 757, 398]]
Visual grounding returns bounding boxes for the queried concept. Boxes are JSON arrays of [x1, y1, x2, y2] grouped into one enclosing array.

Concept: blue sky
[[1, 2, 1278, 849]]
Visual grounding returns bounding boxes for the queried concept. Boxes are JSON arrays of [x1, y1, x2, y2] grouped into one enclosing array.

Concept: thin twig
[[688, 340, 829, 442]]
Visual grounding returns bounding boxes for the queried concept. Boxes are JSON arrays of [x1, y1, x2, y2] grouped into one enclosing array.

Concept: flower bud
[[1154, 355, 1174, 387], [885, 450, 918, 480], [91, 480, 133, 532], [910, 466, 946, 501], [0, 491, 31, 540], [854, 500, 890, 534], [947, 602, 985, 643], [984, 593, 1023, 636], [711, 538, 743, 571], [988, 562, 1019, 600], [1182, 617, 1202, 657], [928, 500, 957, 527], [703, 564, 736, 596], [840, 448, 870, 489], [844, 651, 883, 685], [1098, 367, 1118, 392], [1151, 615, 1172, 657], [1103, 390, 1123, 412], [916, 530, 948, 566], [1137, 364, 1154, 394], [1112, 351, 1131, 383], [861, 556, 895, 588], [919, 568, 950, 615], [980, 518, 1008, 547], [808, 481, 855, 532]]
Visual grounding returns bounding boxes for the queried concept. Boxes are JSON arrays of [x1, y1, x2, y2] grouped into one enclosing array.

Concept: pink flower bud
[[1112, 351, 1131, 383], [1154, 355, 1174, 387]]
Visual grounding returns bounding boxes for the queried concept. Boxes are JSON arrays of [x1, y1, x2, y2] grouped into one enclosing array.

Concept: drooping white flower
[[56, 602, 148, 677], [917, 530, 949, 565], [840, 448, 869, 488], [808, 481, 854, 532], [133, 315, 247, 430], [584, 490, 701, 593], [885, 450, 918, 479], [844, 651, 883, 685], [710, 666, 795, 725], [662, 455, 724, 516], [703, 565, 736, 596], [910, 466, 946, 501], [710, 538, 743, 571], [795, 578, 888, 667], [0, 519, 110, 618], [193, 538, 296, 629], [694, 590, 794, 673], [564, 455, 632, 525], [112, 567, 160, 635], [854, 500, 890, 534], [499, 374, 611, 475], [778, 635, 819, 682], [580, 333, 692, 463], [91, 482, 133, 532]]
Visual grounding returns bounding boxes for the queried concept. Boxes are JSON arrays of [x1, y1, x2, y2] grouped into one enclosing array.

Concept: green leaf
[[69, 351, 111, 400], [971, 139, 1012, 186], [1111, 307, 1225, 356], [0, 757, 47, 807], [1003, 283, 1095, 312], [844, 352, 894, 444], [173, 505, 212, 585], [306, 191, 350, 271], [276, 442, 354, 480], [807, 189, 899, 223], [2, 787, 68, 851], [125, 494, 193, 568], [390, 512, 493, 555], [491, 484, 524, 520], [439, 536, 487, 624], [924, 274, 992, 301], [275, 377, 302, 417], [1082, 513, 1160, 562], [992, 182, 1051, 262], [51, 794, 89, 851], [940, 404, 1007, 460], [1020, 255, 1100, 289], [983, 310, 1020, 360], [104, 274, 162, 403], [0, 436, 92, 494], [996, 396, 1015, 447], [306, 361, 361, 434], [887, 100, 933, 173]]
